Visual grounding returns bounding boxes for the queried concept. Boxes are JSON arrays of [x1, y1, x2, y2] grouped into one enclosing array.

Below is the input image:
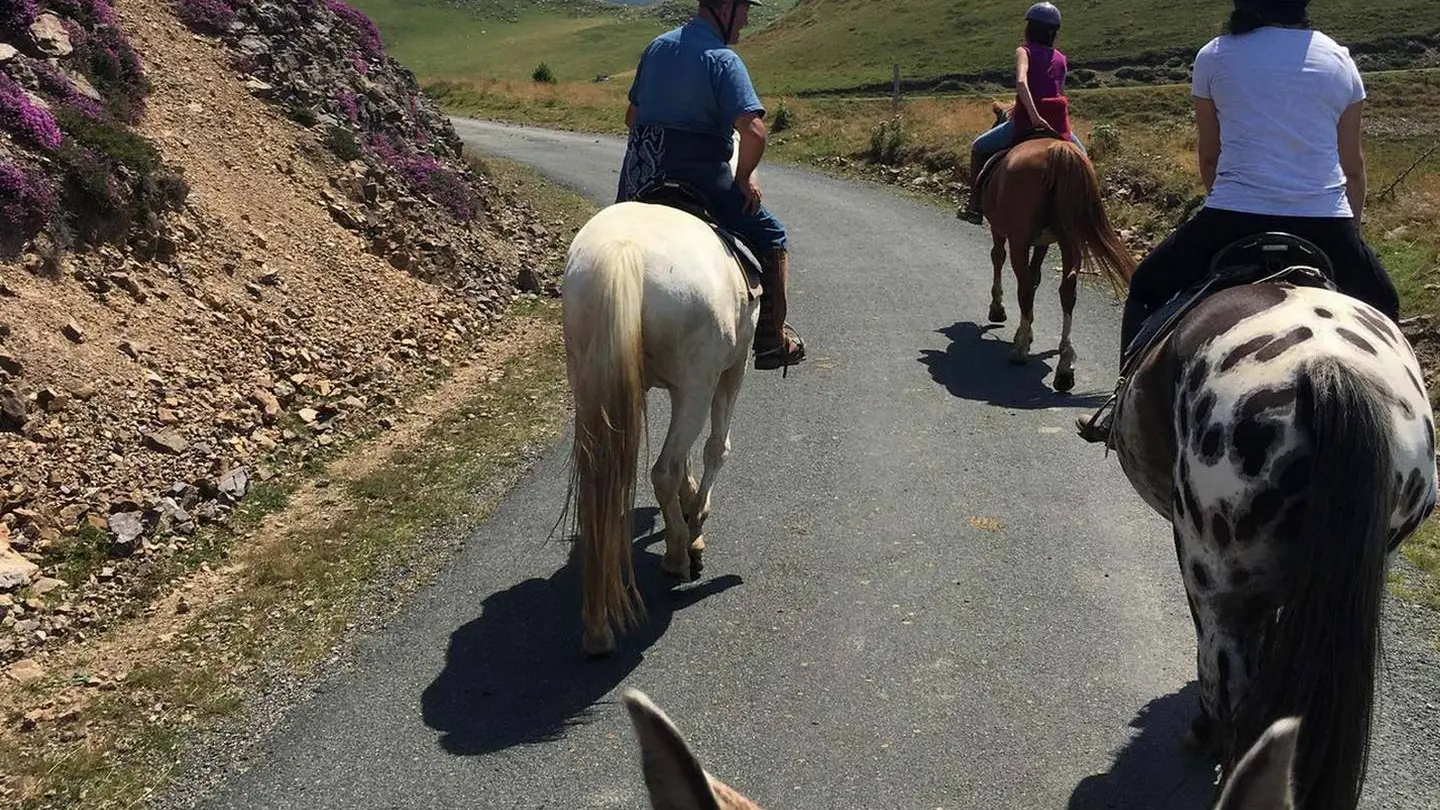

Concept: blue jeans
[[617, 126, 788, 252], [972, 119, 1086, 155]]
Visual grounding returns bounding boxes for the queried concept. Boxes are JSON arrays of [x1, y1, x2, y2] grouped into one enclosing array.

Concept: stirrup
[[754, 324, 806, 376], [1077, 386, 1120, 448]]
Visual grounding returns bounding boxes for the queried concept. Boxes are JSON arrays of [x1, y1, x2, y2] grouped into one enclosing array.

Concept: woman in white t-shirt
[[1118, 0, 1399, 352]]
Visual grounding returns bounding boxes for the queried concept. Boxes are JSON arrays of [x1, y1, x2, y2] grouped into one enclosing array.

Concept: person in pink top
[[960, 2, 1085, 224]]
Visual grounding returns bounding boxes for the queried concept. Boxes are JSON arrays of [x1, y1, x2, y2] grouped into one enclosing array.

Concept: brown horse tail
[[1236, 356, 1392, 810], [1042, 141, 1135, 293], [565, 239, 647, 647]]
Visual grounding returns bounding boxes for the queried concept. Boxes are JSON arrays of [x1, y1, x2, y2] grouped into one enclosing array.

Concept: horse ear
[[623, 689, 731, 810], [1214, 717, 1300, 810]]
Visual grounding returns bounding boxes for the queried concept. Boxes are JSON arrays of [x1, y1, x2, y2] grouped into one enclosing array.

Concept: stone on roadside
[[6, 658, 46, 684], [143, 429, 189, 454], [0, 540, 40, 591]]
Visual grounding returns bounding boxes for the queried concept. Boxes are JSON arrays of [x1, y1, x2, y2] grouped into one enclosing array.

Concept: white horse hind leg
[[688, 360, 746, 574], [652, 388, 710, 581]]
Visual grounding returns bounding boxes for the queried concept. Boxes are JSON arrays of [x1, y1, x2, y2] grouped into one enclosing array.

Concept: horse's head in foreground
[[622, 688, 1299, 810]]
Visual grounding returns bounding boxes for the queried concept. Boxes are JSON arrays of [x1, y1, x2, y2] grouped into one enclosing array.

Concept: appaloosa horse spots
[[1114, 283, 1437, 810]]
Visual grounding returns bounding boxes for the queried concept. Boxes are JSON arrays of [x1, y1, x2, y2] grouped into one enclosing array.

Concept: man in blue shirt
[[618, 0, 805, 371]]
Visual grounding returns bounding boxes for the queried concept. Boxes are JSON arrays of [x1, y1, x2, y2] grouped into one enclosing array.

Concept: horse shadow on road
[[919, 321, 1111, 410], [1067, 682, 1218, 810], [420, 506, 742, 756]]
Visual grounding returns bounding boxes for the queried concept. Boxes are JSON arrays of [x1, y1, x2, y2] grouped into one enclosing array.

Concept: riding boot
[[958, 147, 986, 224], [1076, 411, 1113, 444], [753, 248, 806, 371]]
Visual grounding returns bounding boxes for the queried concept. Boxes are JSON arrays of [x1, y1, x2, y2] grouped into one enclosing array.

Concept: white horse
[[622, 688, 1304, 809], [562, 132, 759, 657]]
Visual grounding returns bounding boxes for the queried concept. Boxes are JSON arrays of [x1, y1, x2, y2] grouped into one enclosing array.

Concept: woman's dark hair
[[1025, 20, 1059, 46], [1226, 0, 1311, 35]]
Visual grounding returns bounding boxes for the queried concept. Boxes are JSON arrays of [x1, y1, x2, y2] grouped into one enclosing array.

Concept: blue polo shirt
[[628, 17, 765, 158]]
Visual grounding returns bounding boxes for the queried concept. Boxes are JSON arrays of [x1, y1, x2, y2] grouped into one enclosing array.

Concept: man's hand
[[739, 173, 762, 214]]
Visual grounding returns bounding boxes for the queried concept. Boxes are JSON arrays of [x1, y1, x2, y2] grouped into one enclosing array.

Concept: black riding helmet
[[701, 0, 764, 46]]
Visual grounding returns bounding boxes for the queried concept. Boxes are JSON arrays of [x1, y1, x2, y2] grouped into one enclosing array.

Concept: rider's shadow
[[419, 506, 743, 756], [918, 321, 1110, 409], [1067, 682, 1218, 810]]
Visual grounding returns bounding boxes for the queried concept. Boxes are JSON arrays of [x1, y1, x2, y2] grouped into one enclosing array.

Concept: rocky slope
[[0, 0, 567, 666]]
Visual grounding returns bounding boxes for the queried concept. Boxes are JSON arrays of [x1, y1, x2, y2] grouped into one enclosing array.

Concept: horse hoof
[[1053, 370, 1075, 392], [661, 558, 692, 583], [583, 627, 616, 659], [1184, 713, 1221, 758], [988, 304, 1007, 323], [688, 545, 705, 579]]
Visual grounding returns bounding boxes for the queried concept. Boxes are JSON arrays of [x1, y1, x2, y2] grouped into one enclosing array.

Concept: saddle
[[970, 128, 1073, 240], [633, 180, 765, 294], [974, 127, 1071, 201], [1080, 232, 1340, 446]]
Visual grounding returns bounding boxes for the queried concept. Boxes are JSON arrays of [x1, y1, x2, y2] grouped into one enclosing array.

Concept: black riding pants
[[1121, 207, 1400, 350]]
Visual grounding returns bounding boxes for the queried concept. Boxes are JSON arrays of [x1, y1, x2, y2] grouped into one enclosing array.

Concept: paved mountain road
[[190, 121, 1437, 810]]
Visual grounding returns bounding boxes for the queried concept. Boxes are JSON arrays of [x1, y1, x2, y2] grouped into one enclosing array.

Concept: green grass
[[351, 0, 797, 84], [742, 0, 1439, 93], [354, 0, 1438, 95], [1395, 521, 1440, 610]]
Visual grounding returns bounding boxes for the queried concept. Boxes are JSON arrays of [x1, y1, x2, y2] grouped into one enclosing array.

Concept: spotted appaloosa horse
[[1112, 283, 1437, 810], [621, 687, 1305, 809]]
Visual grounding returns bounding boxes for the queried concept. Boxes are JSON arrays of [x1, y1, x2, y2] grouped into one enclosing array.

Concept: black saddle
[[1120, 232, 1338, 371], [633, 180, 764, 289], [1080, 232, 1339, 448]]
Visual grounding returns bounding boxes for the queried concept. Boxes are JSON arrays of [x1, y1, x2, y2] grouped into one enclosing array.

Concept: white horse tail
[[567, 238, 647, 653], [1247, 356, 1391, 810]]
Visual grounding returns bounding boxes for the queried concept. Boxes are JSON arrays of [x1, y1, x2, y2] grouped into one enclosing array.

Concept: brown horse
[[974, 102, 1133, 392]]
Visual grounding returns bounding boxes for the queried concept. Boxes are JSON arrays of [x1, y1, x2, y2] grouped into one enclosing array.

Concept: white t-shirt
[[1192, 28, 1366, 218]]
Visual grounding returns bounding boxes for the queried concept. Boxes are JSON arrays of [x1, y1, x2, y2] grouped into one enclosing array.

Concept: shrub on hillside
[[175, 0, 237, 34], [54, 107, 188, 241], [334, 87, 360, 124], [772, 100, 795, 133], [532, 62, 556, 84], [0, 160, 58, 253], [0, 0, 39, 35], [46, 0, 118, 27], [867, 116, 910, 166], [0, 73, 63, 151], [58, 106, 161, 174], [31, 59, 106, 120], [326, 125, 362, 161], [287, 103, 318, 127], [1089, 122, 1123, 161], [395, 154, 477, 220], [54, 5, 150, 123], [325, 0, 384, 58]]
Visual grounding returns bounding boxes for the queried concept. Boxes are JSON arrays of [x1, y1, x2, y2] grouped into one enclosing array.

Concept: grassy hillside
[[348, 0, 798, 84], [742, 0, 1440, 93], [353, 0, 1437, 93]]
